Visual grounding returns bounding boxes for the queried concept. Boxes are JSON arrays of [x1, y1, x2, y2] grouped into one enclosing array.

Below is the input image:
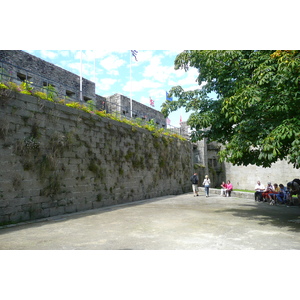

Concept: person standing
[[203, 175, 211, 197], [190, 172, 199, 197]]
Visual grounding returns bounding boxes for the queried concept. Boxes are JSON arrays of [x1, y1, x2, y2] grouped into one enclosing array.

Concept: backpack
[[293, 178, 300, 186], [191, 175, 198, 184]]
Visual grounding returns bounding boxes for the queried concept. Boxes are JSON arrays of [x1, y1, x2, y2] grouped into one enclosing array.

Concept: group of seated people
[[220, 180, 233, 197], [254, 181, 289, 205]]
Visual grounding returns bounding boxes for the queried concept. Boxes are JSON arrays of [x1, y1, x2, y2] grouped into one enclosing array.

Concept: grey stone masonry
[[0, 92, 192, 226], [0, 50, 95, 102], [0, 51, 167, 128], [105, 93, 166, 128]]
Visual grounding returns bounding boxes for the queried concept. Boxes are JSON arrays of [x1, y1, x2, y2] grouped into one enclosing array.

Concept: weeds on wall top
[[0, 77, 186, 141]]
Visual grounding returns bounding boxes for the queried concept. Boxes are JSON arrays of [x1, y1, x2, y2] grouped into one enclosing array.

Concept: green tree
[[162, 50, 300, 168]]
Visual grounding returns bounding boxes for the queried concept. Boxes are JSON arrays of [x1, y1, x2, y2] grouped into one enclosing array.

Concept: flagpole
[[80, 50, 83, 102], [130, 51, 132, 118], [94, 50, 96, 84], [93, 50, 96, 104]]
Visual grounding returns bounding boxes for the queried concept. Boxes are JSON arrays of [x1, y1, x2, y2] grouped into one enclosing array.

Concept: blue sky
[[24, 50, 201, 127]]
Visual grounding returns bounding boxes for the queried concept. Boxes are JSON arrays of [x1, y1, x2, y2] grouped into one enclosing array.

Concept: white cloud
[[108, 70, 119, 76], [98, 78, 117, 91], [67, 61, 97, 81], [40, 50, 58, 59], [64, 62, 79, 73], [96, 50, 128, 58], [140, 96, 150, 105], [123, 79, 162, 93], [93, 50, 113, 58], [163, 50, 183, 57], [142, 52, 188, 84], [177, 68, 199, 87], [80, 50, 128, 62], [133, 50, 155, 64], [148, 88, 166, 100], [60, 50, 70, 57], [100, 54, 126, 71]]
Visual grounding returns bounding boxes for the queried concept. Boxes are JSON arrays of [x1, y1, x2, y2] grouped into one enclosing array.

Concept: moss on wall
[[0, 93, 193, 225]]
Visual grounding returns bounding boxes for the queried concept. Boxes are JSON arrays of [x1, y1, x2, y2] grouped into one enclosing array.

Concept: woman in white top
[[203, 175, 211, 197]]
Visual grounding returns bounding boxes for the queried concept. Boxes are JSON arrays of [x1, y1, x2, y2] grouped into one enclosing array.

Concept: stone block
[[2, 205, 18, 215], [103, 198, 115, 207], [92, 200, 104, 209], [39, 208, 50, 219], [49, 206, 65, 217], [76, 202, 92, 212], [17, 108, 35, 119], [9, 211, 29, 223], [9, 197, 29, 207], [0, 200, 9, 208], [0, 215, 11, 225], [21, 189, 41, 198], [26, 101, 39, 112], [12, 99, 27, 111], [41, 200, 52, 209], [64, 204, 77, 214]]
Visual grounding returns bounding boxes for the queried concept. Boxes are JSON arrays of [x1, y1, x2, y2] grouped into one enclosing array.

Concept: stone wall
[[0, 51, 168, 128], [0, 50, 95, 102], [105, 93, 166, 128], [223, 161, 300, 191], [0, 92, 192, 225]]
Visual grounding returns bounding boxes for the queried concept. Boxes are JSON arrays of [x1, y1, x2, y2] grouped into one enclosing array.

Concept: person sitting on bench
[[254, 181, 265, 201], [225, 180, 233, 197], [220, 181, 227, 196]]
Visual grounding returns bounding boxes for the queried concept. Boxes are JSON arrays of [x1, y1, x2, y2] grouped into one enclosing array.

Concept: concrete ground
[[0, 190, 300, 250]]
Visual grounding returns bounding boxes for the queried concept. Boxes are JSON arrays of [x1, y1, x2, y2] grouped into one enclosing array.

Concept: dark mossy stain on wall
[[0, 93, 192, 225]]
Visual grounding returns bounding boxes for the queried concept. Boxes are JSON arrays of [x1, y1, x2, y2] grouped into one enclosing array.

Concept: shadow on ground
[[214, 202, 300, 232]]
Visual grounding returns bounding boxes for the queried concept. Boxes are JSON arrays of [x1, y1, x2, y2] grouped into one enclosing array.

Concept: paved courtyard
[[0, 192, 300, 250]]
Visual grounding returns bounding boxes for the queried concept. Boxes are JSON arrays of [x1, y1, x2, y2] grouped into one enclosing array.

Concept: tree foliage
[[161, 50, 300, 168]]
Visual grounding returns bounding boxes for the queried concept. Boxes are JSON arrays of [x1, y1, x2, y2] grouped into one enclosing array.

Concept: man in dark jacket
[[190, 172, 199, 197], [287, 178, 300, 205]]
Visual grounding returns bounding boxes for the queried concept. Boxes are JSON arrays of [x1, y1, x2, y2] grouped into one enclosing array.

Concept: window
[[83, 96, 92, 102], [17, 72, 31, 81], [66, 90, 75, 97], [43, 82, 55, 88]]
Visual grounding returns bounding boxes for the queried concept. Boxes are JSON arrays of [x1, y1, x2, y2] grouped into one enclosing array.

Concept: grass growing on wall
[[0, 79, 186, 141], [0, 79, 193, 226]]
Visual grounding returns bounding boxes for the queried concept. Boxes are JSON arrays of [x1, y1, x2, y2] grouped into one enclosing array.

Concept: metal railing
[[0, 59, 188, 138]]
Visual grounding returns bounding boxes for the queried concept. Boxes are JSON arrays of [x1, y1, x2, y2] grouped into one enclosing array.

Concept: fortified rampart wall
[[0, 92, 192, 225]]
